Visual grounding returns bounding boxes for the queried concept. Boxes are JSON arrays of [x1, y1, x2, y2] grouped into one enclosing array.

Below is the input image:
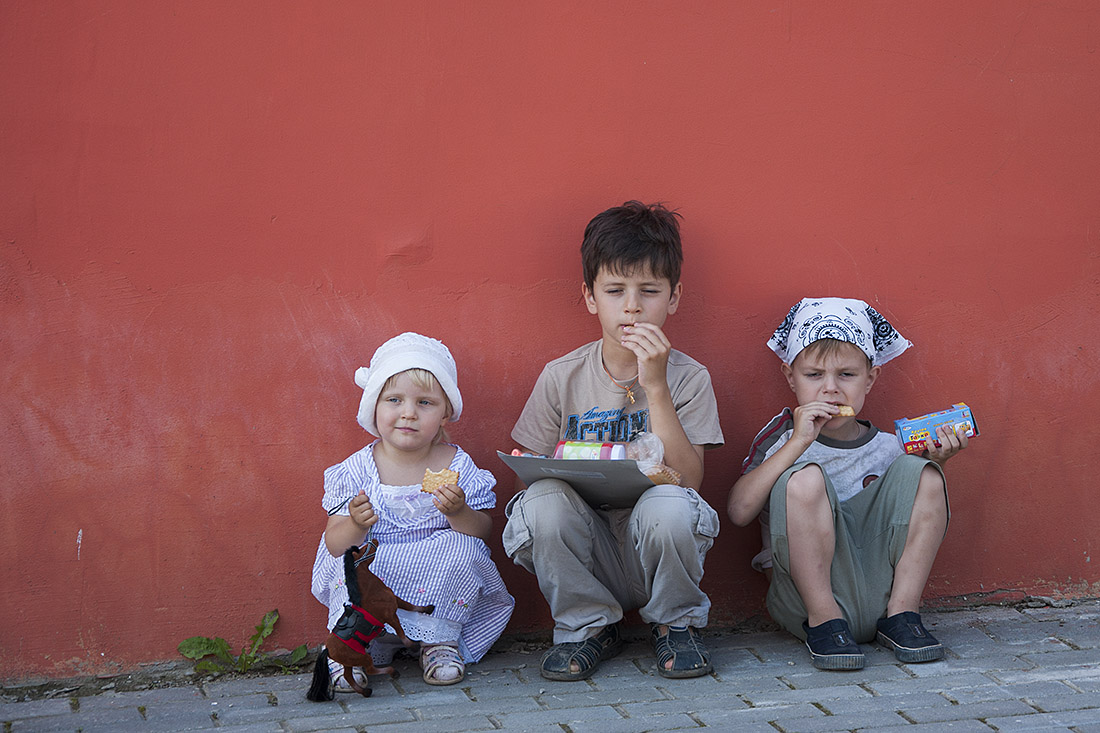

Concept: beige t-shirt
[[512, 340, 724, 458]]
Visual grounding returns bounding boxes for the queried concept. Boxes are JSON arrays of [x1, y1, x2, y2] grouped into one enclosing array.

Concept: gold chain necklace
[[602, 361, 640, 404]]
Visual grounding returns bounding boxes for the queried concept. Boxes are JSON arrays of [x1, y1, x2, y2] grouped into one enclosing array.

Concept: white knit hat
[[354, 332, 463, 436]]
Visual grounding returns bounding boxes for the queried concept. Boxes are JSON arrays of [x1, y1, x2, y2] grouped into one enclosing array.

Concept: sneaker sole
[[806, 642, 865, 670], [876, 631, 944, 663]]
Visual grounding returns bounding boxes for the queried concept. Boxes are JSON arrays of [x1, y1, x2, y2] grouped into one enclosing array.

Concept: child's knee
[[633, 492, 693, 539], [918, 464, 945, 490], [513, 479, 589, 538], [632, 488, 718, 553], [785, 464, 827, 505], [914, 465, 948, 517]]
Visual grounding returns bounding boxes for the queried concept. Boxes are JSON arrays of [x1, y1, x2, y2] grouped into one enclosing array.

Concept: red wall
[[3, 1, 1098, 680]]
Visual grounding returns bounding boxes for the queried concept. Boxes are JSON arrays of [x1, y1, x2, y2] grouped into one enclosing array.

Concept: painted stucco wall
[[2, 1, 1098, 680]]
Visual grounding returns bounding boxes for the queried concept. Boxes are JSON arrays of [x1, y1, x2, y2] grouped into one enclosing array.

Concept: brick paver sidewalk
[[4, 601, 1100, 732]]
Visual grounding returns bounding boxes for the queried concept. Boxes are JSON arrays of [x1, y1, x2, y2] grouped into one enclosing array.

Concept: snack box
[[894, 403, 979, 455]]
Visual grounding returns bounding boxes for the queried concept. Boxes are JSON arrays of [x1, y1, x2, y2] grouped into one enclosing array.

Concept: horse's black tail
[[306, 648, 334, 702], [343, 546, 361, 607]]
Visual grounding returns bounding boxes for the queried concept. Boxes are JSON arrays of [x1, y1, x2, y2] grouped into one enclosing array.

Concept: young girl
[[311, 332, 514, 687]]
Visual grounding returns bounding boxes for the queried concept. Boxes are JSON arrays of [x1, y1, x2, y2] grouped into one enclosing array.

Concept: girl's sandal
[[651, 624, 713, 679], [421, 643, 465, 686]]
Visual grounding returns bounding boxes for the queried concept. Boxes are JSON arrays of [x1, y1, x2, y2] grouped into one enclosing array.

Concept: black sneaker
[[802, 618, 865, 670], [876, 611, 944, 663]]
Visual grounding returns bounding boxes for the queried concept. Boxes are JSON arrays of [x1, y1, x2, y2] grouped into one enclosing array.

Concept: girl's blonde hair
[[379, 368, 453, 444]]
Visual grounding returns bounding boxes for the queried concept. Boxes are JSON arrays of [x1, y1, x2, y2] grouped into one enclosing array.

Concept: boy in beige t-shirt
[[502, 201, 723, 681]]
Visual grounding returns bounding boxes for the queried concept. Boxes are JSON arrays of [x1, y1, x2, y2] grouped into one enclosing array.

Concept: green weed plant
[[178, 609, 308, 675]]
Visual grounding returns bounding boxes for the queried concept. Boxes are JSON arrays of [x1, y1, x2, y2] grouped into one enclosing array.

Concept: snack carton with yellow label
[[894, 403, 978, 455]]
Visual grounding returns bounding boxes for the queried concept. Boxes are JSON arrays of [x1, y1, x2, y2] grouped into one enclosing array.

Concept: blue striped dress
[[310, 442, 514, 663]]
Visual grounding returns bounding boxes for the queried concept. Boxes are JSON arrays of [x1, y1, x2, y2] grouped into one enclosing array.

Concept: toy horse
[[306, 539, 434, 701]]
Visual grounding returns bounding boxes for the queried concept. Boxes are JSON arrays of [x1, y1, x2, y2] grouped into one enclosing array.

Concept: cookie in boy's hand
[[836, 405, 856, 417], [421, 468, 459, 493]]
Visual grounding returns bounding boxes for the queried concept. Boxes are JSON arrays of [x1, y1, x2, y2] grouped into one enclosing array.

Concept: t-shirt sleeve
[[674, 366, 724, 448], [740, 408, 795, 475], [510, 365, 563, 456], [739, 411, 793, 573]]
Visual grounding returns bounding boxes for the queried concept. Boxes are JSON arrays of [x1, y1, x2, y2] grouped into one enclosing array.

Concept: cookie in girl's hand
[[421, 468, 459, 493], [836, 405, 856, 417]]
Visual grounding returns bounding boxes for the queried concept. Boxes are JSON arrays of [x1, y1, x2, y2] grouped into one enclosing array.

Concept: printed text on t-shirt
[[564, 406, 648, 442]]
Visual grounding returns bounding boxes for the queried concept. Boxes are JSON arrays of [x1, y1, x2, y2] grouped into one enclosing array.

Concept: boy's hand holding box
[[894, 403, 979, 455]]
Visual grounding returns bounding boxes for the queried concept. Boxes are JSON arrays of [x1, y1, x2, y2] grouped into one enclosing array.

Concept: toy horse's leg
[[387, 600, 435, 646], [396, 599, 435, 615], [328, 645, 397, 689], [344, 667, 372, 698]]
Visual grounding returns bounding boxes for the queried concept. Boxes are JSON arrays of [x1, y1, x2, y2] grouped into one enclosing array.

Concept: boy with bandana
[[727, 298, 967, 670], [503, 201, 724, 681]]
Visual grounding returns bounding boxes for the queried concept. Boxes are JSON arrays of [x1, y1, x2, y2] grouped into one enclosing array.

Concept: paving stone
[[76, 686, 207, 708], [538, 687, 675, 709], [982, 620, 1078, 648], [740, 682, 874, 707], [692, 702, 825, 727], [284, 721, 362, 733], [411, 693, 542, 717], [708, 671, 792, 694], [938, 624, 1001, 647], [942, 682, 1024, 705], [819, 690, 952, 714], [1020, 648, 1100, 670], [336, 697, 427, 724], [463, 651, 539, 673], [996, 665, 1100, 686], [779, 664, 912, 689], [1027, 691, 1100, 713], [566, 713, 702, 732], [900, 697, 1037, 723], [203, 673, 311, 697], [766, 709, 907, 732], [1074, 677, 1100, 693], [985, 707, 1100, 729], [865, 671, 1003, 696], [493, 705, 625, 729], [617, 696, 750, 717], [856, 721, 998, 733], [0, 697, 72, 720], [467, 676, 550, 699], [283, 710, 416, 732], [906, 653, 1035, 675], [10, 709, 140, 732], [205, 693, 312, 725], [203, 723, 286, 733], [588, 672, 672, 693], [354, 714, 499, 732]]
